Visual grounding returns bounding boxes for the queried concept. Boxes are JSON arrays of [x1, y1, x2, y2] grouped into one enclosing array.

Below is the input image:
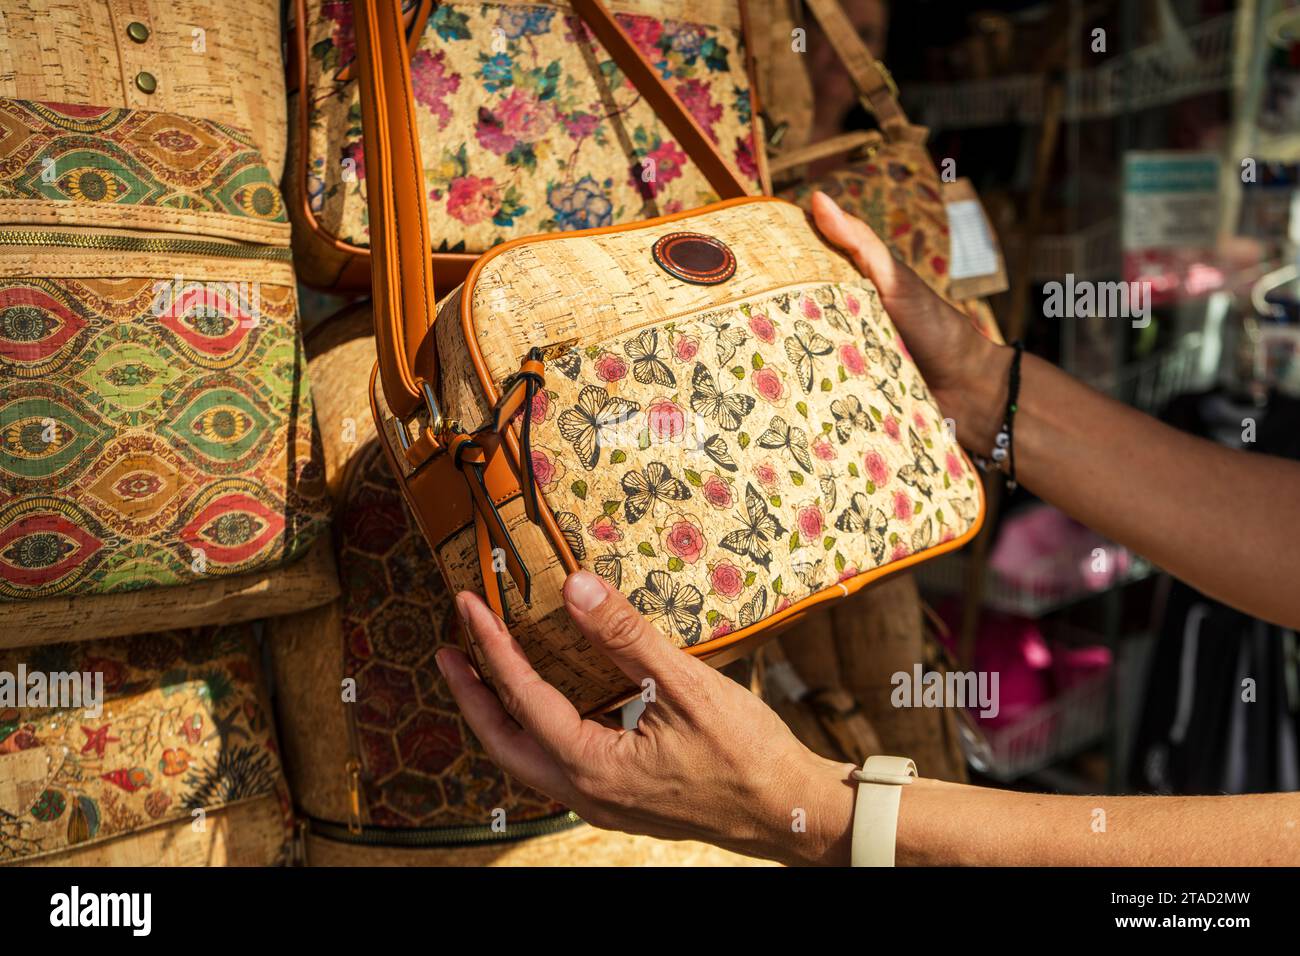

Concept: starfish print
[[80, 724, 119, 758]]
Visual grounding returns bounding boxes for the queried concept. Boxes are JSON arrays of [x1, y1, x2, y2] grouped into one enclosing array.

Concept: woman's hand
[[810, 191, 1007, 452], [436, 570, 859, 866]]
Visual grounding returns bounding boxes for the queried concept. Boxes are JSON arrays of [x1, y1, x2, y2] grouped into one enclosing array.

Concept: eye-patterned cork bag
[[357, 0, 984, 713]]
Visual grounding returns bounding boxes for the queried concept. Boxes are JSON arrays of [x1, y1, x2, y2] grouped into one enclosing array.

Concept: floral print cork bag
[[289, 0, 767, 289], [355, 0, 985, 714]]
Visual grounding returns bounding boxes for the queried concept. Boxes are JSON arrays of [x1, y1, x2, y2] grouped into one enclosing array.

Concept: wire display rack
[[958, 669, 1112, 782], [1084, 332, 1209, 413], [914, 549, 1154, 618]]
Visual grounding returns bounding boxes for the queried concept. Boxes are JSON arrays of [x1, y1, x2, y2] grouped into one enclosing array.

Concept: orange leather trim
[[454, 194, 987, 666], [290, 0, 479, 293]]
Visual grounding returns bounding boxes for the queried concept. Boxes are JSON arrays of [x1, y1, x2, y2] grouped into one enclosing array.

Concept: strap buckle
[[390, 378, 455, 453]]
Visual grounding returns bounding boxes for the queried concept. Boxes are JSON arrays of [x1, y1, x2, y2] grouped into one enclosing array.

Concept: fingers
[[810, 190, 911, 300], [563, 570, 699, 691], [453, 591, 587, 761], [435, 645, 573, 798]]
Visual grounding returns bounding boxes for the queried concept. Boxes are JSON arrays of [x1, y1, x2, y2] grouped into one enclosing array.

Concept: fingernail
[[454, 592, 471, 631], [564, 570, 608, 612], [434, 648, 448, 676]]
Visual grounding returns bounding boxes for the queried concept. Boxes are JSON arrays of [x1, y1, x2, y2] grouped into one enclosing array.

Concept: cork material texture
[[292, 0, 762, 285], [301, 823, 776, 866], [0, 100, 332, 624], [422, 198, 983, 713], [0, 623, 294, 866], [0, 0, 289, 180]]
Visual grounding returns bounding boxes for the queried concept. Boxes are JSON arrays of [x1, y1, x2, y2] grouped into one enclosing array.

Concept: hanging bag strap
[[353, 0, 754, 424], [801, 0, 909, 130]]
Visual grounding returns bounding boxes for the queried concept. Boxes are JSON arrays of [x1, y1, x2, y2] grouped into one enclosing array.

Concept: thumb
[[563, 570, 693, 689], [810, 190, 906, 298]]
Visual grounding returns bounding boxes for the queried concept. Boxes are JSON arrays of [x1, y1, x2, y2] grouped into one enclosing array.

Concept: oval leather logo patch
[[651, 232, 736, 285]]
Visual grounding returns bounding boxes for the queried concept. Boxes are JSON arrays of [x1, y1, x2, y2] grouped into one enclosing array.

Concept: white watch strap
[[850, 755, 916, 867]]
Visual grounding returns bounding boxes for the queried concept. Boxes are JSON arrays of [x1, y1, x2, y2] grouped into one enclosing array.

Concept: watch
[[850, 755, 916, 867]]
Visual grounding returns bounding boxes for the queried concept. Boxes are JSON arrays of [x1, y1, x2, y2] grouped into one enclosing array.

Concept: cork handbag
[[287, 0, 767, 290], [0, 99, 334, 643], [0, 1, 337, 643], [357, 0, 985, 713], [0, 623, 294, 867]]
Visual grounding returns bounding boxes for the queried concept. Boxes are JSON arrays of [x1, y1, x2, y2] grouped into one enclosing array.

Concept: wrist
[[953, 339, 1013, 456], [779, 755, 856, 866]]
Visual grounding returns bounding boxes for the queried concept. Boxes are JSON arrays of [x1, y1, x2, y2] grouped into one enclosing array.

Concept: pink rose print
[[813, 437, 837, 462], [498, 88, 555, 141], [709, 561, 745, 600], [619, 13, 664, 59], [775, 596, 793, 612], [883, 415, 901, 441], [662, 515, 705, 564], [563, 111, 600, 141], [676, 79, 723, 139], [475, 108, 515, 156], [839, 343, 867, 376], [531, 389, 550, 424], [836, 567, 859, 584], [446, 176, 501, 225], [752, 367, 785, 404], [796, 506, 824, 540], [754, 462, 780, 491], [674, 334, 700, 362], [892, 490, 912, 523], [632, 139, 687, 199], [891, 542, 911, 562], [945, 452, 964, 480], [410, 50, 461, 131], [702, 474, 733, 509], [531, 448, 561, 490], [748, 313, 776, 343], [588, 514, 623, 543], [711, 618, 735, 641], [941, 527, 956, 543], [647, 398, 686, 442], [912, 411, 929, 433], [864, 451, 890, 486], [846, 293, 861, 316], [594, 352, 628, 383], [801, 296, 822, 320]]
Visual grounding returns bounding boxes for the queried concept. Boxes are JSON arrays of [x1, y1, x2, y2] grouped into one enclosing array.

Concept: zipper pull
[[537, 337, 579, 361], [346, 760, 363, 835]]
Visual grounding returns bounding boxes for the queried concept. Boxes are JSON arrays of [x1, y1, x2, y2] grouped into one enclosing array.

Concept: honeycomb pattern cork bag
[[356, 0, 985, 714], [0, 100, 333, 644], [287, 0, 768, 290]]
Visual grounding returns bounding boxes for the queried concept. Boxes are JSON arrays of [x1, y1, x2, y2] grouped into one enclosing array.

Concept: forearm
[[803, 766, 1300, 866], [896, 778, 1300, 866], [957, 344, 1300, 629]]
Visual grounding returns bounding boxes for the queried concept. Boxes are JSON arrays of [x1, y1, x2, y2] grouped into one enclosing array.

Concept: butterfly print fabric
[[524, 280, 982, 648]]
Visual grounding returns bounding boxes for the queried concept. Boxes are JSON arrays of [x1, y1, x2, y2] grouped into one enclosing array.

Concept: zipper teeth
[[306, 810, 582, 848], [0, 229, 291, 261]]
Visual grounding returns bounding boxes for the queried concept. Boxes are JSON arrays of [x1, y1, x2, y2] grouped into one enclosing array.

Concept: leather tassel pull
[[491, 350, 547, 527], [450, 433, 532, 606]]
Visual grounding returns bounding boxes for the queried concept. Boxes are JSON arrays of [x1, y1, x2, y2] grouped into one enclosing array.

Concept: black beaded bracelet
[[975, 340, 1024, 491]]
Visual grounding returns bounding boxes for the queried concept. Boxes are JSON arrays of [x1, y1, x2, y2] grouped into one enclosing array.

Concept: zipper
[[345, 760, 363, 835], [305, 809, 583, 848], [0, 229, 292, 261]]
